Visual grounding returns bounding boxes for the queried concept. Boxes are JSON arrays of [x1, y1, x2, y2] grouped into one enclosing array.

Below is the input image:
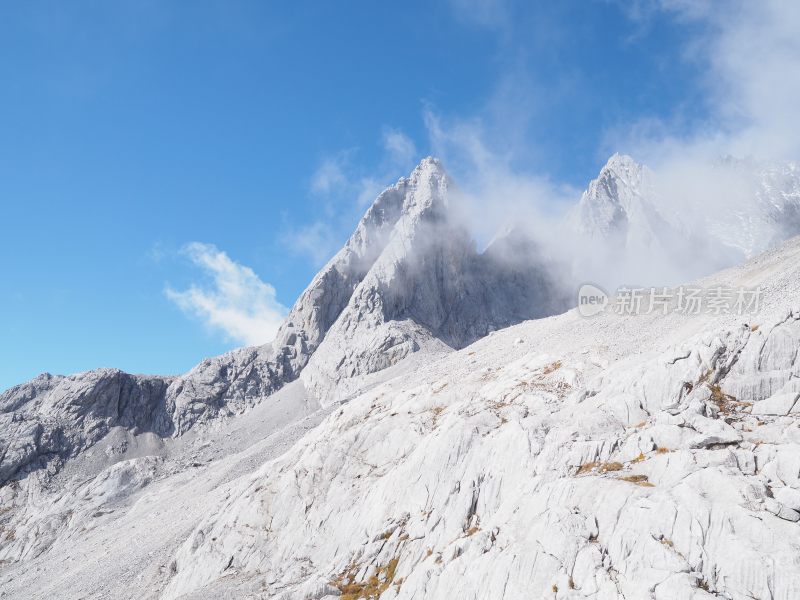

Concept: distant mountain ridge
[[567, 153, 800, 286]]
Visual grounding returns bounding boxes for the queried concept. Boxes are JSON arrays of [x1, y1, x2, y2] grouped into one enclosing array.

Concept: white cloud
[[355, 177, 383, 208], [287, 1, 799, 301], [423, 107, 578, 248], [609, 0, 800, 163], [420, 0, 800, 292], [280, 221, 342, 267], [310, 158, 347, 194], [382, 129, 417, 168], [448, 0, 511, 30], [166, 242, 287, 346], [289, 127, 420, 265]]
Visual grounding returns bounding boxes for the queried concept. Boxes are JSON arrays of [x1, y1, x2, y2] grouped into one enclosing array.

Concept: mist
[[422, 0, 800, 299]]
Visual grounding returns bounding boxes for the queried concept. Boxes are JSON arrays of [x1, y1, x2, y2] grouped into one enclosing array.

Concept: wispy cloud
[[166, 242, 287, 346], [448, 0, 511, 31], [281, 221, 342, 267], [421, 0, 800, 290], [296, 1, 800, 287], [310, 157, 348, 195], [382, 128, 417, 168], [608, 0, 800, 162], [423, 106, 578, 247], [286, 127, 420, 266]]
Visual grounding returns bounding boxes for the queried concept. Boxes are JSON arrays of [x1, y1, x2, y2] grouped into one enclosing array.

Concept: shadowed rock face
[[0, 370, 169, 483], [299, 158, 570, 403], [0, 157, 568, 483]]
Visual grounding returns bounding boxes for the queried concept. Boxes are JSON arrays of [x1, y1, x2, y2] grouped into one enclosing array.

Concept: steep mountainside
[[0, 157, 566, 486], [163, 237, 800, 599], [300, 158, 566, 403]]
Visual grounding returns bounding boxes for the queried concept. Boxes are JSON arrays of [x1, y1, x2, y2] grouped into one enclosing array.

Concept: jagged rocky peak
[[590, 153, 646, 199], [271, 156, 449, 356], [571, 152, 800, 255], [296, 157, 569, 403], [568, 153, 653, 239]]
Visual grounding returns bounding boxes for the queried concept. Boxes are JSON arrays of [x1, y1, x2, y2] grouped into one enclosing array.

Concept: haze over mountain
[[565, 154, 800, 290]]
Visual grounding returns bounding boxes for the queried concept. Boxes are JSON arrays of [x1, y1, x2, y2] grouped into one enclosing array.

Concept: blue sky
[[0, 1, 751, 389]]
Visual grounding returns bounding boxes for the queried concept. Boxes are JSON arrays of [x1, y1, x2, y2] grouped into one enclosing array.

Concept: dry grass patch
[[429, 406, 446, 427], [432, 382, 448, 394], [618, 474, 654, 487], [0, 525, 16, 542], [333, 557, 400, 600], [707, 383, 751, 415], [488, 399, 511, 410], [577, 461, 624, 475], [542, 360, 562, 375]]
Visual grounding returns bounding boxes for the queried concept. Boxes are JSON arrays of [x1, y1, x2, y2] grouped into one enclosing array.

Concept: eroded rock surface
[[160, 238, 800, 600]]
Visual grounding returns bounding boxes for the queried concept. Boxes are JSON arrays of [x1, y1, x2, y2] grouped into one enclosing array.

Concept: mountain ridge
[[0, 156, 566, 483]]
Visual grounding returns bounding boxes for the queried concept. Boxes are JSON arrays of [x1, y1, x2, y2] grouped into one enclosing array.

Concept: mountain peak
[[375, 156, 450, 225], [595, 153, 646, 194], [603, 152, 640, 172], [566, 153, 647, 238], [395, 156, 445, 186], [414, 155, 443, 172]]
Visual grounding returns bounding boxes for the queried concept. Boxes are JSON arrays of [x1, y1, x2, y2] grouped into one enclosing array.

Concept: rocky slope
[[3, 234, 797, 599], [163, 236, 800, 600]]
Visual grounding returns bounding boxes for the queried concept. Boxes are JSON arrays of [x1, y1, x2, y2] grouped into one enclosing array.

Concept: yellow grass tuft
[[542, 360, 562, 375], [333, 557, 400, 600], [618, 474, 654, 487], [577, 461, 623, 475]]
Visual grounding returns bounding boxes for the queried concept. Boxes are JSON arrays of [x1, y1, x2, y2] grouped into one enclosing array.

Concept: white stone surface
[[153, 235, 800, 600]]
